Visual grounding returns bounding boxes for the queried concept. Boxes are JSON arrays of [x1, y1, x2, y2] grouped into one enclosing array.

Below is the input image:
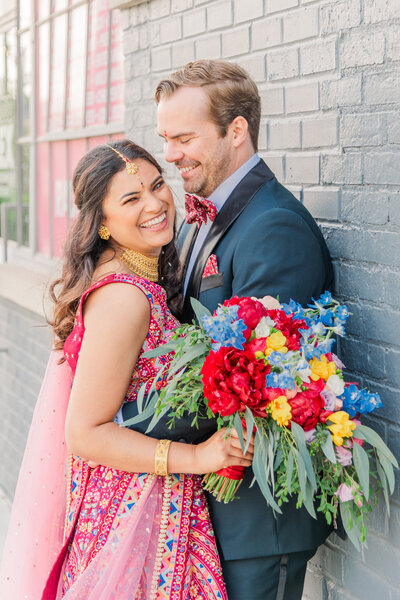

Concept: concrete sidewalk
[[0, 488, 11, 558]]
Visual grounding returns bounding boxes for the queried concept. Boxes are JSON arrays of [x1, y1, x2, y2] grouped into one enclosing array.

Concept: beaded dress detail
[[54, 274, 226, 600]]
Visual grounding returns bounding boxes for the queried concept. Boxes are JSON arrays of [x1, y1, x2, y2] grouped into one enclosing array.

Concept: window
[[3, 0, 124, 260]]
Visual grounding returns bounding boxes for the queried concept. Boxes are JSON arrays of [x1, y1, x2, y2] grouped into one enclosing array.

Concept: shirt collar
[[208, 153, 261, 210]]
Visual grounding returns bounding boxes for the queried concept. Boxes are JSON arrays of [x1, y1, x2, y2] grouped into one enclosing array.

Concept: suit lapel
[[178, 221, 199, 282], [183, 160, 274, 315]]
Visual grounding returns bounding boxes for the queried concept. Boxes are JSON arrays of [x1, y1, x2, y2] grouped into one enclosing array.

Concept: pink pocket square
[[202, 254, 219, 278]]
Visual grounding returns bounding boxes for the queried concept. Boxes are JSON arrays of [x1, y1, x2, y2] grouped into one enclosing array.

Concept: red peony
[[201, 347, 270, 416], [266, 309, 307, 351], [288, 378, 325, 431], [246, 337, 267, 355], [223, 296, 267, 339]]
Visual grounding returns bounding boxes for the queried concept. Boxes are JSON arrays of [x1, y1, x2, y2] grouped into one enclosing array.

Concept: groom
[[156, 60, 334, 600]]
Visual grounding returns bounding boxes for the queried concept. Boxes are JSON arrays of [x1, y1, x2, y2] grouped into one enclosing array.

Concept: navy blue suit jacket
[[178, 159, 334, 560]]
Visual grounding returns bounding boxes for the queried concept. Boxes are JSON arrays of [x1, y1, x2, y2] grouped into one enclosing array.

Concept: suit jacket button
[[178, 437, 187, 443]]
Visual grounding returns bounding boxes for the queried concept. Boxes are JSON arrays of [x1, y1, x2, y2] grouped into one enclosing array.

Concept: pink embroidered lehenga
[[0, 273, 227, 600]]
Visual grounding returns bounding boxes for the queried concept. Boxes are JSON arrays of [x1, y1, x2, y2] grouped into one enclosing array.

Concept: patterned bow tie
[[185, 194, 218, 227]]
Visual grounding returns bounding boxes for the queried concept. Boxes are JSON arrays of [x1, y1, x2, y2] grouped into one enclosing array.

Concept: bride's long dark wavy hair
[[49, 139, 182, 351]]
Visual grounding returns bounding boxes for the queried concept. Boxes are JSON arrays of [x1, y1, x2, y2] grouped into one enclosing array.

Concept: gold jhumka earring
[[98, 225, 111, 240]]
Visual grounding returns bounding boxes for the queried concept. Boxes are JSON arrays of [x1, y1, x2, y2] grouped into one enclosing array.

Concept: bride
[[0, 140, 254, 599]]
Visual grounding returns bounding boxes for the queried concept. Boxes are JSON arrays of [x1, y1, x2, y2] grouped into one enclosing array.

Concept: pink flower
[[304, 428, 316, 444], [331, 353, 345, 369], [335, 446, 353, 467], [321, 389, 336, 411], [335, 483, 354, 502]]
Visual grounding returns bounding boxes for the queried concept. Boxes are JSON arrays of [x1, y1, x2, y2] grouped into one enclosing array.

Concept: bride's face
[[102, 159, 175, 258]]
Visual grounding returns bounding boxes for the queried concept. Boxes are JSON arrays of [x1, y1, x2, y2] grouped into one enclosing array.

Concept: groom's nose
[[164, 140, 184, 164]]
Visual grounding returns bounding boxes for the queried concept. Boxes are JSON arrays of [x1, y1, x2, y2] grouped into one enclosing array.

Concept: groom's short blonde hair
[[155, 59, 261, 151]]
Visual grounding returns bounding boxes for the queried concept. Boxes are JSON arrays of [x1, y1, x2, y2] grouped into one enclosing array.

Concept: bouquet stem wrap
[[203, 466, 245, 503]]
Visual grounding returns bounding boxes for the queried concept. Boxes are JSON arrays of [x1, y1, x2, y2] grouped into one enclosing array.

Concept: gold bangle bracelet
[[155, 439, 172, 476]]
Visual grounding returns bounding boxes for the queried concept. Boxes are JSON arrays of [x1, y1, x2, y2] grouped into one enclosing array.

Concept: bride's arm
[[65, 282, 253, 474]]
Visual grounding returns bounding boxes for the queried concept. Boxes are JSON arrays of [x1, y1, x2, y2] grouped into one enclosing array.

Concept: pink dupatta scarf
[[0, 349, 168, 600], [0, 350, 71, 600]]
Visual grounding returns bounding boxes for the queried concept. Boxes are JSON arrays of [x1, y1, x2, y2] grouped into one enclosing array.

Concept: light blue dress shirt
[[184, 153, 261, 294]]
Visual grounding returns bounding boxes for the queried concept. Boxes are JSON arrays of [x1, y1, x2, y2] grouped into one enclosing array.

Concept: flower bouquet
[[124, 292, 398, 549]]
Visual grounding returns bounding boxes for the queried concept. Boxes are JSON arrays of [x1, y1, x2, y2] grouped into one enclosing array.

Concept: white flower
[[257, 295, 282, 310], [254, 316, 275, 338], [326, 374, 345, 397]]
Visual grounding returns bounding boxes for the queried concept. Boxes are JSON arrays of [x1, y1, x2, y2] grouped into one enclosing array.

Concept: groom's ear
[[229, 116, 249, 148]]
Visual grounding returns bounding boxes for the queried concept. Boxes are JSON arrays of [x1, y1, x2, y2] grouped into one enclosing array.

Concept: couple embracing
[[0, 60, 333, 600]]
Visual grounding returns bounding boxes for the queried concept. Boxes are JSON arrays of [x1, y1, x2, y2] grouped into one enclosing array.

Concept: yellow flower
[[327, 411, 356, 446], [270, 395, 292, 427], [265, 331, 288, 356], [309, 354, 337, 381]]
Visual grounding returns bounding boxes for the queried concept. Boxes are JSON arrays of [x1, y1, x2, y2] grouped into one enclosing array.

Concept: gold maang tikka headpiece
[[107, 145, 143, 187]]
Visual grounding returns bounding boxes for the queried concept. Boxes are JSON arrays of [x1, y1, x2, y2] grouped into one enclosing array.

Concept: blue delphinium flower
[[319, 291, 333, 306], [336, 305, 349, 322], [319, 308, 335, 327], [201, 305, 247, 351], [317, 338, 335, 353], [340, 384, 383, 417], [265, 369, 296, 390]]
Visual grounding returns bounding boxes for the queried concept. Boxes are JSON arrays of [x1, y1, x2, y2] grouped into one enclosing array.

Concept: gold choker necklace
[[119, 248, 159, 282]]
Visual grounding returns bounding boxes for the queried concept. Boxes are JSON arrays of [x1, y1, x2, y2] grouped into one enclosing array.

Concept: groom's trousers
[[220, 548, 316, 600]]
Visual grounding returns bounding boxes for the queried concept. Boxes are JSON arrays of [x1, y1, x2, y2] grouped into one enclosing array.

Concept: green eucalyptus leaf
[[355, 425, 398, 467], [291, 422, 317, 490], [145, 398, 171, 434], [234, 412, 245, 453], [376, 459, 390, 514], [294, 449, 307, 499], [286, 451, 294, 494], [378, 450, 395, 494], [136, 382, 146, 414], [244, 407, 255, 455], [302, 480, 317, 519], [253, 432, 282, 513], [352, 442, 370, 501], [142, 340, 178, 358], [321, 433, 337, 463], [168, 343, 208, 376], [190, 297, 212, 323], [339, 502, 361, 551], [121, 393, 158, 428]]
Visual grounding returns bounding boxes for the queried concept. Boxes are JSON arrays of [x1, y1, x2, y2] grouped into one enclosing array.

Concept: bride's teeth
[[141, 213, 166, 228]]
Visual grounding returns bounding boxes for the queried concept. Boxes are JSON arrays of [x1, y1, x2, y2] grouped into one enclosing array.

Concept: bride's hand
[[193, 428, 255, 474]]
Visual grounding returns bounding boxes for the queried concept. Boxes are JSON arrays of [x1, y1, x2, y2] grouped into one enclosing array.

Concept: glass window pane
[[52, 0, 68, 12], [52, 141, 68, 257], [109, 9, 123, 123], [21, 144, 29, 246], [49, 14, 67, 131], [36, 0, 50, 22], [36, 22, 50, 136], [20, 31, 31, 136], [37, 142, 50, 255], [19, 0, 32, 29], [86, 0, 109, 128], [0, 27, 18, 243], [5, 28, 17, 98], [66, 5, 87, 129]]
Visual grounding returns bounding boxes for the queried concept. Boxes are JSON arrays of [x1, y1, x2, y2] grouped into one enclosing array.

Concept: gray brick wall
[[0, 299, 51, 499], [121, 0, 400, 598]]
